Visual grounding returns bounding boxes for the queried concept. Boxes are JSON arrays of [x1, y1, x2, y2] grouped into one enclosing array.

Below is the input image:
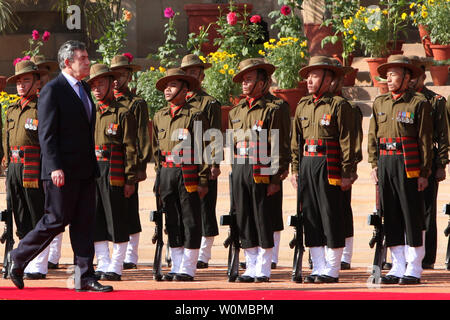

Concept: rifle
[[288, 134, 305, 283], [220, 172, 240, 282], [150, 152, 164, 281], [443, 203, 450, 269], [0, 185, 14, 278], [367, 183, 385, 284]]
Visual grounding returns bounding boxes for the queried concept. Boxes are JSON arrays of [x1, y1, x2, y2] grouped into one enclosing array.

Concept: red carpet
[[0, 287, 448, 300]]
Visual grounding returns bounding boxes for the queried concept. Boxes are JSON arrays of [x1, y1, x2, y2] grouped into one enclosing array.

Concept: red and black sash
[[235, 140, 271, 184], [304, 139, 341, 186], [10, 146, 40, 188], [161, 150, 199, 193], [379, 137, 420, 178], [95, 144, 125, 186]]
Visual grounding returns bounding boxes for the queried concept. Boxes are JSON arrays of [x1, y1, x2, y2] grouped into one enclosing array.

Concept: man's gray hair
[[57, 40, 86, 70]]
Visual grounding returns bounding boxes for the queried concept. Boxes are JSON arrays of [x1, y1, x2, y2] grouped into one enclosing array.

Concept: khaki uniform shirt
[[115, 89, 152, 172], [350, 102, 364, 173], [228, 93, 291, 185], [368, 90, 433, 178], [187, 89, 222, 167], [94, 100, 138, 185], [291, 92, 355, 178], [152, 103, 210, 187], [3, 97, 39, 167], [419, 86, 448, 168]]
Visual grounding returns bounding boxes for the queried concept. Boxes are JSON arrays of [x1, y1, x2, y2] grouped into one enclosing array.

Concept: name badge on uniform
[[252, 120, 263, 132], [24, 118, 38, 130], [320, 114, 331, 126], [107, 123, 119, 135], [178, 128, 189, 140]]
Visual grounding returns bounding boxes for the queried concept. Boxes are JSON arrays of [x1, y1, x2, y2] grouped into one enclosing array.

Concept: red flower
[[164, 7, 175, 19], [280, 5, 291, 16], [22, 56, 31, 61], [32, 30, 39, 41], [42, 31, 50, 42], [13, 58, 22, 66], [123, 53, 134, 63], [250, 15, 261, 24], [227, 12, 237, 25]]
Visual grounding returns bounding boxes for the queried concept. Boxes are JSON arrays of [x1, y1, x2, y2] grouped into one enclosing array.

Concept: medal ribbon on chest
[[320, 114, 331, 126], [252, 120, 264, 132]]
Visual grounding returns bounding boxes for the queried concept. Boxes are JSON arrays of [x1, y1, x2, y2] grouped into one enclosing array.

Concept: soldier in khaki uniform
[[228, 58, 291, 283], [87, 64, 138, 281], [368, 55, 433, 285], [110, 54, 152, 270], [152, 68, 210, 281], [329, 59, 364, 270], [291, 56, 354, 284], [3, 60, 50, 279], [408, 56, 448, 270], [180, 54, 221, 269]]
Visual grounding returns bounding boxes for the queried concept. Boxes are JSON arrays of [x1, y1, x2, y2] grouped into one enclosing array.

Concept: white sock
[[256, 247, 273, 278], [24, 245, 50, 274], [94, 241, 110, 272], [179, 248, 200, 277], [48, 233, 63, 264], [341, 237, 353, 264], [324, 247, 344, 278], [170, 247, 184, 274], [309, 246, 326, 276], [107, 242, 128, 275], [243, 247, 258, 278], [124, 232, 140, 265], [404, 231, 426, 279], [198, 236, 214, 263], [272, 231, 281, 264], [387, 245, 407, 278]]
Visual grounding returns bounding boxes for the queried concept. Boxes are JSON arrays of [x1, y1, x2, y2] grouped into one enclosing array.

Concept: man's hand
[[290, 174, 298, 189], [341, 178, 352, 191], [198, 186, 208, 199], [51, 169, 65, 187], [418, 177, 428, 192], [436, 167, 446, 182], [124, 184, 136, 198], [137, 170, 147, 182], [267, 183, 280, 196], [210, 167, 221, 180], [371, 167, 378, 184]]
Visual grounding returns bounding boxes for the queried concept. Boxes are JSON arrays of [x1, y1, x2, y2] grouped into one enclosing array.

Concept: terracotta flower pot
[[418, 24, 433, 57], [221, 105, 233, 132], [272, 83, 308, 117], [343, 68, 359, 87], [366, 57, 388, 87], [303, 23, 343, 57], [430, 44, 450, 61], [429, 65, 449, 86], [184, 3, 253, 55]]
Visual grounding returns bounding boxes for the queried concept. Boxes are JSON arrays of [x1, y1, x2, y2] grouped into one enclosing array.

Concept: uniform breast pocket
[[230, 119, 243, 131], [6, 119, 15, 132], [319, 120, 338, 138], [300, 119, 310, 128], [376, 113, 387, 124], [157, 130, 166, 141]]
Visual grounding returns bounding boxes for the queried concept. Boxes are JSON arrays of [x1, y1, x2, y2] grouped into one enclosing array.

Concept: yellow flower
[[421, 10, 428, 18], [199, 55, 206, 62], [343, 31, 347, 37], [348, 29, 354, 35], [219, 69, 226, 74], [300, 52, 305, 58], [376, 20, 381, 26], [382, 9, 388, 15], [223, 64, 229, 70], [269, 38, 276, 43], [410, 2, 415, 8], [258, 49, 266, 56], [401, 12, 407, 20], [353, 35, 357, 41], [150, 66, 155, 71], [159, 66, 166, 73], [300, 40, 307, 47], [228, 69, 235, 75], [410, 11, 415, 17], [364, 17, 369, 23]]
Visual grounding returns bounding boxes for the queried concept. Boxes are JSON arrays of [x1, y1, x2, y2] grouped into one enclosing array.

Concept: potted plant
[[380, 0, 410, 55], [351, 5, 391, 87], [423, 0, 450, 60], [409, 1, 433, 57], [429, 59, 449, 86], [321, 0, 359, 85]]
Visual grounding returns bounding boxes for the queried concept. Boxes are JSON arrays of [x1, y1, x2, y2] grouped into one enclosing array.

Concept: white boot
[[242, 247, 258, 278], [272, 231, 281, 266], [341, 237, 353, 264], [256, 247, 273, 278], [324, 247, 344, 278], [48, 232, 63, 265], [24, 245, 50, 275], [198, 236, 214, 264], [404, 231, 426, 279], [94, 241, 110, 273], [107, 242, 128, 275], [124, 232, 140, 265], [169, 247, 184, 274], [387, 245, 407, 278]]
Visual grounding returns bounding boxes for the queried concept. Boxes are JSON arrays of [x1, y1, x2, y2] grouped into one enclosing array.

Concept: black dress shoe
[[103, 272, 121, 281], [174, 273, 194, 281], [271, 262, 277, 269], [255, 276, 270, 283], [76, 280, 113, 292], [341, 261, 351, 270], [315, 275, 339, 283], [24, 272, 46, 280], [162, 272, 176, 281], [304, 275, 318, 283], [94, 271, 105, 281], [380, 275, 400, 284], [197, 261, 209, 269], [48, 262, 59, 269], [422, 263, 434, 270], [123, 262, 137, 270], [237, 275, 254, 283], [7, 253, 24, 289], [239, 262, 246, 269], [382, 262, 392, 270], [399, 275, 421, 285]]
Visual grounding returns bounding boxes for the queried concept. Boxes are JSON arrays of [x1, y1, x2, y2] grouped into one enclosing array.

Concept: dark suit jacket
[[38, 72, 99, 180]]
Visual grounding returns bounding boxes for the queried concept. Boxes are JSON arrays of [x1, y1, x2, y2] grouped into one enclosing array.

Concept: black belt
[[379, 142, 403, 151], [304, 144, 325, 153]]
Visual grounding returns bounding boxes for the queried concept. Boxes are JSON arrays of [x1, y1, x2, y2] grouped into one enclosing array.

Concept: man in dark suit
[[8, 40, 113, 292]]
